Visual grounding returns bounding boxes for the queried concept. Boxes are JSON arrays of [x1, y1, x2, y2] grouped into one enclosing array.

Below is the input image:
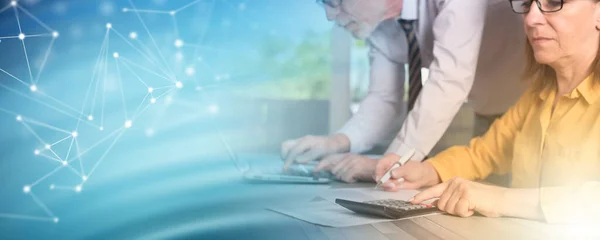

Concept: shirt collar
[[539, 75, 599, 104]]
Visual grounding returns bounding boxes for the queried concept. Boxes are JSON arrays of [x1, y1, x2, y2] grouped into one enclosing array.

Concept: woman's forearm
[[500, 188, 545, 221]]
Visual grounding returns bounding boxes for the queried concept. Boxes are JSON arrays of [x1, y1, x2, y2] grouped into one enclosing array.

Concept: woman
[[374, 0, 600, 223]]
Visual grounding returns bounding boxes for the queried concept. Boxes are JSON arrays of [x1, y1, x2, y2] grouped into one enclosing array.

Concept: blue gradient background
[[0, 0, 337, 239]]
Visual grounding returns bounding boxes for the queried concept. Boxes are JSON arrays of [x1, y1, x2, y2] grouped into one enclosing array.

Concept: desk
[[289, 182, 600, 240]]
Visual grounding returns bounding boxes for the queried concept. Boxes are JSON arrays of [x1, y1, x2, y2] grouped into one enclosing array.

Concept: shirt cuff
[[428, 157, 454, 183], [337, 127, 369, 154], [386, 140, 427, 161]]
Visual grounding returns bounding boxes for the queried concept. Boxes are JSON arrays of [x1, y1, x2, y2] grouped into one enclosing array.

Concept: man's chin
[[349, 28, 371, 40]]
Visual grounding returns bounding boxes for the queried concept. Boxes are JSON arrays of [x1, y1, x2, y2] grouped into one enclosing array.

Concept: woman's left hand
[[410, 177, 507, 218]]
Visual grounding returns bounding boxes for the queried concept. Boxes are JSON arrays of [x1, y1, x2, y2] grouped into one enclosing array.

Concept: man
[[281, 0, 526, 183]]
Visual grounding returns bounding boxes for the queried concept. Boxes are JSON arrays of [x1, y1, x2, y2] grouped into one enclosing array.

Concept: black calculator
[[335, 198, 440, 219]]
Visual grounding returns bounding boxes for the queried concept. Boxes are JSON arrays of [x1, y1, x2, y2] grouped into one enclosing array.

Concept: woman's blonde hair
[[523, 35, 600, 92]]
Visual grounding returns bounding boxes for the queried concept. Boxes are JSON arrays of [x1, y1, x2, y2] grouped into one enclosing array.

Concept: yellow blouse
[[429, 75, 600, 224]]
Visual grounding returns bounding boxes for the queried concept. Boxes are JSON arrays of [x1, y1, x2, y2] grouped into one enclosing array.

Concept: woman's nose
[[524, 2, 545, 27]]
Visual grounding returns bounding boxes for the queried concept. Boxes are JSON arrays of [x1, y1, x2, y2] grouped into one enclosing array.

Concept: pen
[[374, 149, 416, 189]]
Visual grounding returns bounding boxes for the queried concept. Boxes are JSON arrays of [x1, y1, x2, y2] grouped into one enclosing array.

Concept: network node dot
[[174, 39, 184, 48], [122, 8, 128, 12], [208, 104, 219, 114], [106, 23, 112, 29], [49, 184, 55, 190], [148, 87, 153, 93], [53, 218, 59, 223], [82, 175, 88, 181], [124, 120, 132, 128], [175, 81, 183, 89], [169, 11, 176, 16], [30, 84, 38, 92], [88, 115, 94, 121], [150, 98, 156, 104], [10, 1, 17, 6], [18, 33, 25, 40], [45, 144, 51, 149], [74, 185, 82, 192], [99, 126, 104, 131], [129, 32, 137, 39], [195, 86, 203, 91], [52, 31, 59, 38], [185, 67, 195, 76], [16, 115, 22, 121], [145, 128, 154, 137], [113, 52, 119, 58], [71, 131, 78, 138], [34, 149, 40, 155], [23, 185, 31, 194], [62, 161, 68, 166]]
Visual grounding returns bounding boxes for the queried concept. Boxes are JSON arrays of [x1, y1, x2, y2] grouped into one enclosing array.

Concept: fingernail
[[408, 197, 414, 202]]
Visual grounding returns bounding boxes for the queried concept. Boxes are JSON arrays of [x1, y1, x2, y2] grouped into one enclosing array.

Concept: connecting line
[[171, 14, 179, 38], [34, 37, 56, 84], [101, 30, 110, 128], [0, 82, 102, 129], [37, 90, 85, 116], [64, 164, 82, 178], [87, 128, 126, 178], [119, 57, 175, 83], [36, 153, 63, 165], [193, 0, 216, 70], [20, 121, 47, 146], [128, 0, 177, 80], [76, 36, 106, 131], [0, 213, 54, 222], [123, 9, 171, 14], [14, 7, 34, 85], [133, 87, 176, 121], [175, 0, 204, 13], [50, 134, 72, 147], [120, 60, 149, 88], [64, 136, 75, 164], [113, 58, 129, 120], [28, 191, 56, 218], [30, 165, 64, 187], [0, 35, 20, 39], [110, 28, 173, 79], [132, 93, 150, 120], [0, 67, 29, 87], [20, 33, 53, 38], [74, 138, 85, 176], [22, 117, 73, 135], [89, 31, 109, 122], [66, 127, 124, 165], [17, 5, 55, 32], [0, 4, 13, 14]]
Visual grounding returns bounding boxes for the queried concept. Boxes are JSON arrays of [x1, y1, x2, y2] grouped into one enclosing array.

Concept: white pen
[[374, 149, 416, 189]]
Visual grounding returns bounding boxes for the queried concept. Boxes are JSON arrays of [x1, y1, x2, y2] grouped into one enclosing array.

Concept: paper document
[[268, 188, 438, 228]]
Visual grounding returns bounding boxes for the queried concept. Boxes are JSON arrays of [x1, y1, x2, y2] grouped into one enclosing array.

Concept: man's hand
[[314, 154, 377, 183], [374, 153, 440, 191], [411, 177, 507, 218], [281, 134, 350, 170]]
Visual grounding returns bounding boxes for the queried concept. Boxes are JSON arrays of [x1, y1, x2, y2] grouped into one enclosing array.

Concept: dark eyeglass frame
[[508, 0, 564, 14]]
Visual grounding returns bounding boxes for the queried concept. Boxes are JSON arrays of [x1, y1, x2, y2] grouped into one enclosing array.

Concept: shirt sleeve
[[337, 45, 406, 153], [540, 182, 600, 224], [428, 90, 533, 182], [386, 0, 489, 160]]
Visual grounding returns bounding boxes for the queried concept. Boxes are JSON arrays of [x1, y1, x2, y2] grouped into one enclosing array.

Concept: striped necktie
[[398, 19, 423, 112]]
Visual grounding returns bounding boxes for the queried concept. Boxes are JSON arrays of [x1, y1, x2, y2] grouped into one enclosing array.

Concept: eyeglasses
[[316, 0, 341, 8], [509, 0, 564, 14]]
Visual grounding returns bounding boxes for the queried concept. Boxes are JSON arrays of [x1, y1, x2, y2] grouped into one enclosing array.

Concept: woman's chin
[[533, 53, 556, 65]]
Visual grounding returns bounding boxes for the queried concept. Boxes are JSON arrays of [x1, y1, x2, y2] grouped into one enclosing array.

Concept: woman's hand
[[411, 177, 508, 218]]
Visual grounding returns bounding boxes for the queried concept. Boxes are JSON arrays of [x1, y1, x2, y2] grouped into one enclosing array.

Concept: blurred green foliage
[[233, 31, 332, 100]]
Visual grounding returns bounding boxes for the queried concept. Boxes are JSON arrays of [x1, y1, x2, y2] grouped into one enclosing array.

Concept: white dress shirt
[[337, 0, 527, 160]]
